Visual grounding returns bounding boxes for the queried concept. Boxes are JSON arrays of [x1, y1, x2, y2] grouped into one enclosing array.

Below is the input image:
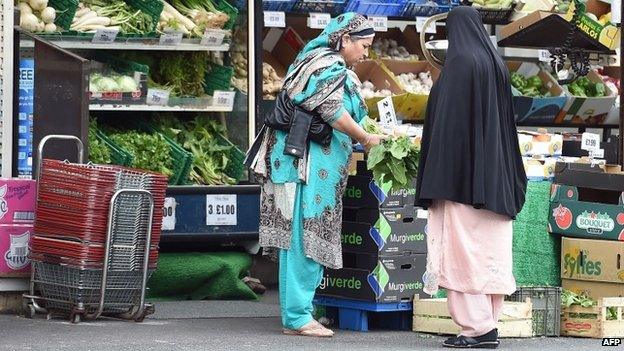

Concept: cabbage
[[115, 75, 138, 92], [95, 77, 120, 92]]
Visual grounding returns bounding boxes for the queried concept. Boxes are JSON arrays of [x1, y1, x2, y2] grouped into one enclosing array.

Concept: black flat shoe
[[443, 329, 500, 349]]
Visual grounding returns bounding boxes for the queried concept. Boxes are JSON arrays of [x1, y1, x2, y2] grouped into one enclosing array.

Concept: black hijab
[[415, 6, 527, 219]]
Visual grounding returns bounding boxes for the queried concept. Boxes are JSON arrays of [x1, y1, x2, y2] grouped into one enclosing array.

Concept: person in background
[[415, 6, 527, 349], [250, 13, 384, 337]]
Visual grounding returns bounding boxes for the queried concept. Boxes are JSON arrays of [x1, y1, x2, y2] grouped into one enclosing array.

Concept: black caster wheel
[[70, 313, 81, 324], [22, 300, 35, 319]]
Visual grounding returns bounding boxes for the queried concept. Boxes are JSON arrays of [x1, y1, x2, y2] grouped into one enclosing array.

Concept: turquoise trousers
[[278, 186, 324, 330]]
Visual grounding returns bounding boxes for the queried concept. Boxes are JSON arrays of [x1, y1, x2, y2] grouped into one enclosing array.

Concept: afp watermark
[[602, 338, 622, 347]]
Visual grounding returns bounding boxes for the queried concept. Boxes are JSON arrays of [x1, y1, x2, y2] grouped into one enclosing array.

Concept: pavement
[[0, 290, 611, 351]]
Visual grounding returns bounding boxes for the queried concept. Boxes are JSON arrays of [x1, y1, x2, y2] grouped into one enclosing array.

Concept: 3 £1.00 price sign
[[206, 194, 237, 226]]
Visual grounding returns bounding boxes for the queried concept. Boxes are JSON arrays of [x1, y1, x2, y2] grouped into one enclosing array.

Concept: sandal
[[283, 320, 334, 338], [443, 329, 499, 349]]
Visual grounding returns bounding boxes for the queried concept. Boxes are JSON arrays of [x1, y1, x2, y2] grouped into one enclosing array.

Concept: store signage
[[159, 32, 183, 46], [264, 11, 286, 28], [581, 132, 600, 152], [377, 96, 398, 127], [416, 17, 436, 34], [369, 16, 388, 32], [201, 29, 226, 46], [206, 194, 237, 226], [309, 13, 331, 29], [146, 89, 170, 106], [213, 90, 236, 110], [162, 197, 176, 231], [92, 28, 119, 43]]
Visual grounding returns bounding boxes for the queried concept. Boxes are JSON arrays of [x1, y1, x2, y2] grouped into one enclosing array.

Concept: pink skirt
[[422, 200, 516, 296]]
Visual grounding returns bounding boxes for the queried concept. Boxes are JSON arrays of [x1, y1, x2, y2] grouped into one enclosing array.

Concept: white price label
[[416, 17, 436, 34], [201, 29, 226, 46], [92, 28, 119, 43], [416, 209, 428, 219], [377, 96, 398, 127], [369, 16, 388, 32], [206, 194, 237, 226], [146, 89, 170, 106], [162, 197, 176, 231], [309, 13, 331, 29], [159, 32, 183, 45], [581, 132, 601, 152], [213, 90, 236, 110], [589, 148, 605, 159], [264, 11, 286, 28], [538, 49, 552, 62]]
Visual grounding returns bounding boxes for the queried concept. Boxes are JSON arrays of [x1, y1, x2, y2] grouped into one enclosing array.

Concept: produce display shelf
[[20, 38, 231, 52], [89, 104, 234, 112], [0, 278, 29, 292]]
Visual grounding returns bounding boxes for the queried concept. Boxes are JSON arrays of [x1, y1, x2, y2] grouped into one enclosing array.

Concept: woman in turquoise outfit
[[250, 13, 384, 337]]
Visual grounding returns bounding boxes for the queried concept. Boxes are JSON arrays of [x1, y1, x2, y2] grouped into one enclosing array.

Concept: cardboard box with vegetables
[[556, 70, 616, 125], [381, 60, 439, 121]]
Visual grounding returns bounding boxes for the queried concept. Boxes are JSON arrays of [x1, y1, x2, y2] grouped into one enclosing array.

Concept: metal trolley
[[23, 135, 167, 323]]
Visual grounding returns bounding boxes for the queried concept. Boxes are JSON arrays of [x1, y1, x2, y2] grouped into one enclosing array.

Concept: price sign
[[538, 49, 552, 62], [309, 13, 331, 29], [377, 96, 398, 127], [416, 209, 428, 219], [264, 11, 286, 28], [590, 148, 605, 159], [159, 32, 183, 45], [581, 132, 601, 152], [146, 88, 170, 106], [213, 90, 236, 110], [201, 29, 226, 46], [162, 197, 176, 231], [92, 28, 119, 43], [369, 16, 388, 32], [416, 17, 436, 34], [206, 194, 237, 226]]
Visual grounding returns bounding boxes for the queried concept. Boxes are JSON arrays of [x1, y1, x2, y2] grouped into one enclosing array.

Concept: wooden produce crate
[[561, 297, 624, 338], [412, 296, 533, 338]]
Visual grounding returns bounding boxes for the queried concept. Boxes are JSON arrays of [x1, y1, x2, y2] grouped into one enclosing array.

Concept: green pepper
[[575, 77, 591, 89], [590, 82, 606, 97], [568, 83, 587, 97], [526, 76, 543, 89], [522, 87, 540, 97], [511, 72, 527, 90]]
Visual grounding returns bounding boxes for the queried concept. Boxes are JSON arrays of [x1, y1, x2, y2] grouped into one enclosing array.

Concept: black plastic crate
[[507, 286, 561, 337]]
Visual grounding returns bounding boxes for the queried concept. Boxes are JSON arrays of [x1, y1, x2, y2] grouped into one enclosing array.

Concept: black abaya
[[415, 6, 527, 218]]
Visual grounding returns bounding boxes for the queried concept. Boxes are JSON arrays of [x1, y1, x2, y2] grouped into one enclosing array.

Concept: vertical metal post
[[619, 2, 624, 166]]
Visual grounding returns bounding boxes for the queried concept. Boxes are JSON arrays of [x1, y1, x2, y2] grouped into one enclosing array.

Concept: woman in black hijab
[[416, 6, 527, 349]]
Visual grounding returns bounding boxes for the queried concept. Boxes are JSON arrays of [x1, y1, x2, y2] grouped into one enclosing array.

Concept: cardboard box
[[562, 134, 619, 164], [0, 224, 32, 277], [316, 254, 426, 303], [562, 0, 621, 50], [262, 27, 305, 77], [562, 279, 623, 300], [523, 156, 558, 181], [553, 161, 624, 191], [348, 151, 365, 176], [500, 11, 555, 41], [518, 130, 563, 157], [381, 60, 440, 121], [343, 175, 417, 209], [342, 206, 428, 256], [506, 61, 569, 124], [556, 70, 617, 124], [353, 60, 404, 119], [561, 237, 624, 284], [549, 183, 624, 241], [561, 297, 624, 338], [370, 26, 423, 61], [0, 179, 35, 225]]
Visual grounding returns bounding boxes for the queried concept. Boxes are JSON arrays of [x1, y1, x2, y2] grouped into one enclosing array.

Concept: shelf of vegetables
[[20, 37, 231, 51]]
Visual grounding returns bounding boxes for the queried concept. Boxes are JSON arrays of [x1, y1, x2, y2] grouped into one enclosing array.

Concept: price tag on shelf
[[309, 13, 331, 29], [213, 90, 236, 110], [162, 197, 176, 231], [159, 32, 183, 46], [581, 132, 601, 152], [377, 96, 398, 127], [146, 89, 170, 106], [92, 28, 119, 43], [369, 16, 388, 32], [201, 29, 226, 46], [537, 49, 552, 62], [206, 194, 237, 226], [589, 148, 605, 159], [416, 17, 436, 34], [264, 11, 286, 28]]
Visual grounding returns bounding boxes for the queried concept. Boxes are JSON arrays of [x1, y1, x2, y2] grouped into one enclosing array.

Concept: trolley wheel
[[144, 303, 155, 316], [24, 304, 35, 319], [46, 313, 53, 320], [70, 313, 81, 324]]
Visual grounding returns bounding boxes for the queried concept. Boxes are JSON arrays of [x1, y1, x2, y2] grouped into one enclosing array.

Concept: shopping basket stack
[[24, 156, 167, 323]]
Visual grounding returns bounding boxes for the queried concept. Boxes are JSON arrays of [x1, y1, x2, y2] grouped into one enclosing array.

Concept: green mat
[[512, 181, 561, 287], [147, 252, 258, 301]]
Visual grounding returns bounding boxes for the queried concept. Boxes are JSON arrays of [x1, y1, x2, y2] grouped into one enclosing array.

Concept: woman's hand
[[359, 133, 386, 152]]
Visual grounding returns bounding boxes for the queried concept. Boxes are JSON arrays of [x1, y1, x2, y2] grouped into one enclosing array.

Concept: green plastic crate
[[215, 132, 245, 181], [124, 0, 164, 33], [214, 0, 239, 30], [204, 63, 234, 95], [95, 130, 134, 166], [49, 0, 79, 30]]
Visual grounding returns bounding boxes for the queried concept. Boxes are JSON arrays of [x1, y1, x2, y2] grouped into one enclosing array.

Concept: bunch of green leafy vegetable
[[109, 130, 174, 179], [367, 136, 420, 191], [562, 289, 618, 320], [567, 76, 606, 97], [88, 118, 112, 164], [152, 115, 237, 185], [510, 72, 551, 98], [362, 117, 384, 134]]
